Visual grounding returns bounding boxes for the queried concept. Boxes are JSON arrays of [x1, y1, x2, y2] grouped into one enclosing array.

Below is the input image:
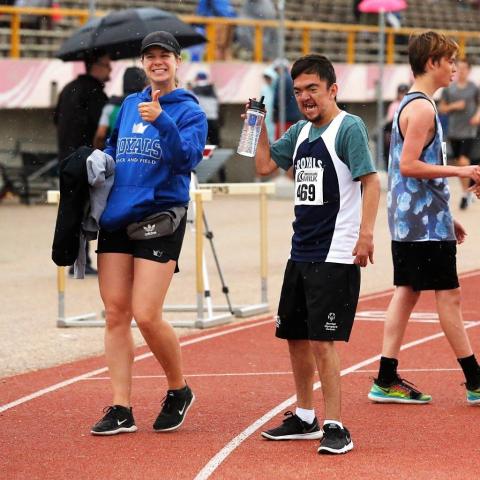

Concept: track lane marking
[[0, 318, 273, 414], [81, 366, 466, 380], [1, 270, 478, 415], [82, 372, 294, 380], [354, 368, 462, 373], [194, 321, 480, 480]]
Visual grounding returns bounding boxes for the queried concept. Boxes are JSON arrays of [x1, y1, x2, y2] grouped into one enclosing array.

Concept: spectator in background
[[261, 66, 277, 144], [439, 57, 480, 209], [196, 0, 237, 61], [352, 0, 363, 23], [94, 67, 147, 150], [383, 83, 409, 168], [353, 0, 362, 22], [386, 83, 409, 123], [192, 71, 226, 181], [192, 71, 221, 146], [236, 0, 278, 62], [186, 26, 207, 62], [14, 0, 54, 30], [53, 50, 111, 275], [273, 58, 302, 139]]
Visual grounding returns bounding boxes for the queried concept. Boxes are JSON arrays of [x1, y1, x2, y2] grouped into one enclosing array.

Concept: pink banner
[[0, 59, 416, 109]]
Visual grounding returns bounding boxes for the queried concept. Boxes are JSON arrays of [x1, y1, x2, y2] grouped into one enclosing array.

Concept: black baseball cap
[[140, 31, 181, 56]]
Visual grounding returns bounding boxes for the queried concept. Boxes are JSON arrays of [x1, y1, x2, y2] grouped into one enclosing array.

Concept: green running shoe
[[368, 377, 432, 404], [467, 386, 480, 405]]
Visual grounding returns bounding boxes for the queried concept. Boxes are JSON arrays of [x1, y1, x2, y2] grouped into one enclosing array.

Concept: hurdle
[[164, 181, 275, 320], [47, 190, 98, 327], [47, 188, 216, 328]]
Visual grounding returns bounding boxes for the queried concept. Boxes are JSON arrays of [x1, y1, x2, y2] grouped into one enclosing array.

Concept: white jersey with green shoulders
[[270, 112, 375, 263]]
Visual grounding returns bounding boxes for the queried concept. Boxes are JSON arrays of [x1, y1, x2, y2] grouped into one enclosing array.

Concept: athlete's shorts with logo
[[392, 240, 459, 291], [276, 260, 360, 342], [96, 215, 187, 273]]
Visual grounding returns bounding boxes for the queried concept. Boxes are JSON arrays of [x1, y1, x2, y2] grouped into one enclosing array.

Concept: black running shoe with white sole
[[153, 384, 195, 432], [318, 423, 353, 454], [261, 411, 323, 440], [91, 405, 137, 436]]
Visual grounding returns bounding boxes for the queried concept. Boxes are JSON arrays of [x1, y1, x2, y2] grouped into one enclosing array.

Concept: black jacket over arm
[[52, 146, 94, 266]]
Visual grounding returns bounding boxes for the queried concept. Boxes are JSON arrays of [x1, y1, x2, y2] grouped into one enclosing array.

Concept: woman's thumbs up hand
[[138, 89, 162, 122]]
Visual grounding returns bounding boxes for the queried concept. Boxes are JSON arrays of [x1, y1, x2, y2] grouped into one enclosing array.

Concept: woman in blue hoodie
[[91, 31, 207, 436]]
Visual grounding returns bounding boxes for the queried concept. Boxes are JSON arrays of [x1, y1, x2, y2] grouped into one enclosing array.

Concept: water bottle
[[237, 97, 266, 157]]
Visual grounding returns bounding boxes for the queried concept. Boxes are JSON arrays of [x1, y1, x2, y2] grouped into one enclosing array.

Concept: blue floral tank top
[[387, 92, 455, 242]]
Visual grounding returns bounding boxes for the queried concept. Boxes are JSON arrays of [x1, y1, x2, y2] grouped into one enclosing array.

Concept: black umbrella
[[57, 8, 206, 61]]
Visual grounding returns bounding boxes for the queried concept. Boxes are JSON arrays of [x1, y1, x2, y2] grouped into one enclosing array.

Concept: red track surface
[[1, 272, 480, 480]]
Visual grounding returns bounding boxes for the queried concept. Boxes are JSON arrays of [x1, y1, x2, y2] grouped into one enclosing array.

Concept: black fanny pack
[[126, 206, 187, 240]]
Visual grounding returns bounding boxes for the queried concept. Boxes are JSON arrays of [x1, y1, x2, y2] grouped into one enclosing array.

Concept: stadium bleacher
[[2, 0, 480, 62]]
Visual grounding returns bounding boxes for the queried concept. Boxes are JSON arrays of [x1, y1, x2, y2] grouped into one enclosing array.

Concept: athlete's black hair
[[291, 54, 336, 87]]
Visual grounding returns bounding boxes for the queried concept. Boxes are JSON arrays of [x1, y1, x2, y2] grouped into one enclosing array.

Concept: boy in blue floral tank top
[[369, 31, 480, 406]]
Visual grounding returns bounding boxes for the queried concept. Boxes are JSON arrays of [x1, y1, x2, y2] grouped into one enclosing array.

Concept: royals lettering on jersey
[[290, 111, 362, 264], [117, 137, 162, 159]]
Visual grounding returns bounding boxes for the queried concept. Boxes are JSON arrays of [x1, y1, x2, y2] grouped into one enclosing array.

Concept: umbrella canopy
[[359, 0, 407, 13], [57, 8, 206, 61]]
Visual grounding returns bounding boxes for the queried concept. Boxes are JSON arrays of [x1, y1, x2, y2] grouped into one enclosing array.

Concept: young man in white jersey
[[254, 54, 380, 454], [368, 31, 480, 406]]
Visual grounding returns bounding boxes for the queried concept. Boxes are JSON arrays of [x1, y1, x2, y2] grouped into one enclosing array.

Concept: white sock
[[323, 419, 343, 429], [295, 407, 315, 424]]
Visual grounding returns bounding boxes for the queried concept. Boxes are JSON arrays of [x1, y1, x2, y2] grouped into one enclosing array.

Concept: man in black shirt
[[54, 51, 111, 274], [54, 52, 111, 163]]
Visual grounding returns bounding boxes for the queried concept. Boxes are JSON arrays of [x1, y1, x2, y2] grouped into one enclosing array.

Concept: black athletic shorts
[[450, 138, 475, 160], [392, 240, 459, 291], [276, 260, 360, 342], [96, 215, 187, 273]]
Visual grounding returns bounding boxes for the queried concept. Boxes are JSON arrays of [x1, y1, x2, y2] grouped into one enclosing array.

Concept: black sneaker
[[91, 405, 137, 436], [153, 384, 195, 432], [261, 411, 323, 440], [318, 423, 353, 454]]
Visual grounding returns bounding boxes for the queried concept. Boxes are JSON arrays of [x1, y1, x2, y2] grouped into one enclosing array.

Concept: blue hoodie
[[100, 87, 207, 231]]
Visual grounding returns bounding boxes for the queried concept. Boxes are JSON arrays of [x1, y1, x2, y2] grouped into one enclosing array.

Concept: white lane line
[[0, 318, 273, 414], [82, 372, 294, 380], [194, 321, 480, 480], [357, 317, 441, 324], [352, 368, 461, 373], [83, 366, 465, 380]]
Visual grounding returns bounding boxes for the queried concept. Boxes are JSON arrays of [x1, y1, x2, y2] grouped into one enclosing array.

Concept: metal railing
[[1, 6, 480, 62]]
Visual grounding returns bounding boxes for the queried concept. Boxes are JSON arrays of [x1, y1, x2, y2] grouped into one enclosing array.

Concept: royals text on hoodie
[[100, 87, 207, 231]]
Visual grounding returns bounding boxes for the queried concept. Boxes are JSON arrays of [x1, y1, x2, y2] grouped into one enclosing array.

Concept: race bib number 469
[[295, 167, 324, 205]]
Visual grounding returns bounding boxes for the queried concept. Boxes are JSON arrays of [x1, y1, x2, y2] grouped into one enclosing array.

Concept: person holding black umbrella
[[90, 31, 208, 436]]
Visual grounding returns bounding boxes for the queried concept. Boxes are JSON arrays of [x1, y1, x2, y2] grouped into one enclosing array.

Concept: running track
[[1, 272, 480, 480]]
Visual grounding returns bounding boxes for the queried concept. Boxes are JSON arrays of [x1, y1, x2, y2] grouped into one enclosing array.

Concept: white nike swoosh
[[178, 402, 187, 415], [117, 419, 128, 426]]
